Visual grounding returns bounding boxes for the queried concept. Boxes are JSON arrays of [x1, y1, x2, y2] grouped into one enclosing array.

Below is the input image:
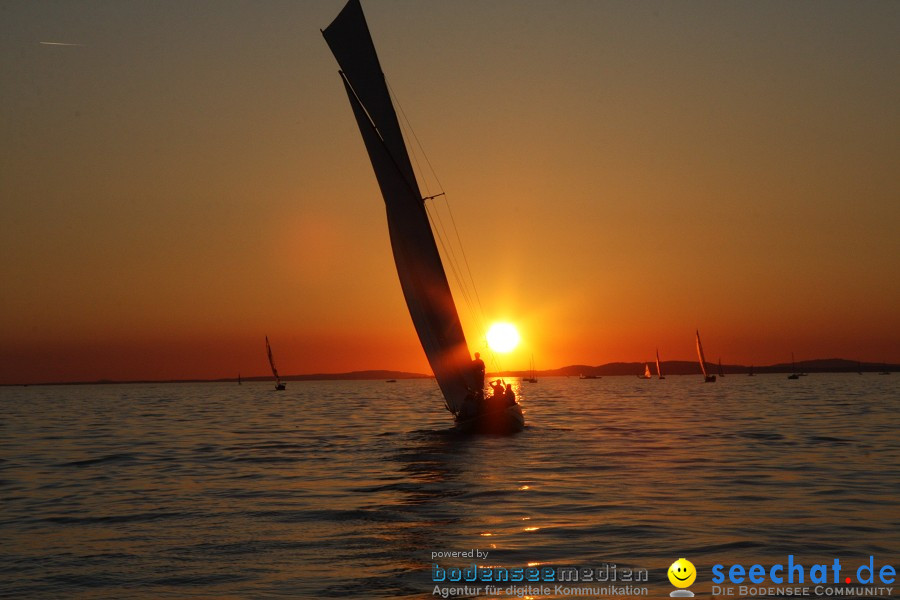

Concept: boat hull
[[454, 404, 525, 435], [704, 375, 717, 383]]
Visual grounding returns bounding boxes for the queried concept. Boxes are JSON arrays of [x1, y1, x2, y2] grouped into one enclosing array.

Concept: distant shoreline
[[3, 359, 894, 387]]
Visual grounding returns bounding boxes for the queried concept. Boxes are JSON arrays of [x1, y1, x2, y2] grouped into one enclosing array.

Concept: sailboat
[[656, 349, 665, 380], [718, 358, 725, 378], [523, 354, 538, 383], [265, 336, 286, 391], [638, 363, 652, 379], [788, 352, 800, 379], [748, 365, 754, 376], [323, 0, 524, 433], [695, 330, 716, 382]]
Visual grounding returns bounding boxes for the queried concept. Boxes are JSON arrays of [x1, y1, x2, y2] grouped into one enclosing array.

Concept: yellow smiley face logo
[[668, 558, 697, 588]]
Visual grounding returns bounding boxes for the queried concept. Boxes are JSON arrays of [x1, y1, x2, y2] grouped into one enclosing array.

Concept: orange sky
[[1, 1, 899, 384]]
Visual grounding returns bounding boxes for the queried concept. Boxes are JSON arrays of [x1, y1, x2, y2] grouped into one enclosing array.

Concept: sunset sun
[[486, 322, 521, 353]]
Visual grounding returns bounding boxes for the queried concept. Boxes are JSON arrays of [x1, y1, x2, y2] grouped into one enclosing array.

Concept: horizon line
[[4, 357, 895, 388]]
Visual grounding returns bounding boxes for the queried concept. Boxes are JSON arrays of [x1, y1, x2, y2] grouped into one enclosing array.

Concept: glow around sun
[[486, 322, 520, 353]]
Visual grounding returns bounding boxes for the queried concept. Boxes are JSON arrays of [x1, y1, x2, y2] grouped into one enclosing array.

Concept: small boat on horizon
[[695, 330, 716, 383], [523, 354, 538, 383], [637, 363, 652, 379], [656, 348, 665, 380], [266, 336, 286, 391], [580, 374, 601, 379], [788, 353, 800, 379]]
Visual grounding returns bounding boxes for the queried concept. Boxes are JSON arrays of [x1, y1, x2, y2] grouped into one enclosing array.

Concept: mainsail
[[655, 348, 663, 379], [695, 330, 710, 379], [323, 0, 479, 414], [266, 336, 282, 387]]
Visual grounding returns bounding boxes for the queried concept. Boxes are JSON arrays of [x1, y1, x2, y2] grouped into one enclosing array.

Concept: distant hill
[[222, 370, 431, 383], [10, 360, 895, 387]]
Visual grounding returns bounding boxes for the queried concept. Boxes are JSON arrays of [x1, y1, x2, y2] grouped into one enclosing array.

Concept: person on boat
[[472, 352, 486, 389], [504, 383, 516, 407], [489, 379, 505, 403]]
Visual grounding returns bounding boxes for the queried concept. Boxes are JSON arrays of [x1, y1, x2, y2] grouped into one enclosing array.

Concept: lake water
[[2, 374, 899, 598]]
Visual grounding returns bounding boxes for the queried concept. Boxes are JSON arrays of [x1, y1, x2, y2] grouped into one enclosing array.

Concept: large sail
[[323, 0, 479, 414], [266, 336, 281, 385], [695, 330, 710, 378]]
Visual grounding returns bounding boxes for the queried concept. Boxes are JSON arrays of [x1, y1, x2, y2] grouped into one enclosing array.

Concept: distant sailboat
[[266, 336, 286, 391], [788, 352, 800, 379], [323, 0, 523, 433], [523, 354, 538, 383], [695, 330, 716, 383], [748, 365, 754, 377], [718, 358, 725, 378], [656, 348, 665, 380], [638, 363, 652, 379], [238, 373, 242, 385]]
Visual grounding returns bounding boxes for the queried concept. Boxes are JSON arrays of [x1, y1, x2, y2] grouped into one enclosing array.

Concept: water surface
[[2, 374, 899, 598]]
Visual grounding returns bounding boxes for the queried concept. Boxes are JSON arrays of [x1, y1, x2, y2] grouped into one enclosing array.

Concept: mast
[[322, 0, 479, 414], [695, 330, 710, 378]]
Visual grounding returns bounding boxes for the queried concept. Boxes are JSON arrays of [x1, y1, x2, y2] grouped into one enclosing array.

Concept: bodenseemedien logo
[[668, 558, 697, 597]]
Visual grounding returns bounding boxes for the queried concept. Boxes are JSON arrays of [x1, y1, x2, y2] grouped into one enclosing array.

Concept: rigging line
[[425, 202, 477, 321], [434, 206, 485, 341], [384, 81, 486, 342], [427, 199, 478, 321], [385, 77, 434, 199], [389, 83, 484, 341], [394, 95, 431, 201], [384, 80, 489, 339], [386, 77, 486, 336], [425, 203, 479, 334], [345, 73, 488, 382], [340, 72, 422, 203]]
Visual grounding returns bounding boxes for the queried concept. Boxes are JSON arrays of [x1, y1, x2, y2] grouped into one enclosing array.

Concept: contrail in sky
[[39, 41, 85, 47]]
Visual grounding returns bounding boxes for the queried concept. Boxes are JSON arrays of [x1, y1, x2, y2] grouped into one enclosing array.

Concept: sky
[[1, 0, 899, 384]]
